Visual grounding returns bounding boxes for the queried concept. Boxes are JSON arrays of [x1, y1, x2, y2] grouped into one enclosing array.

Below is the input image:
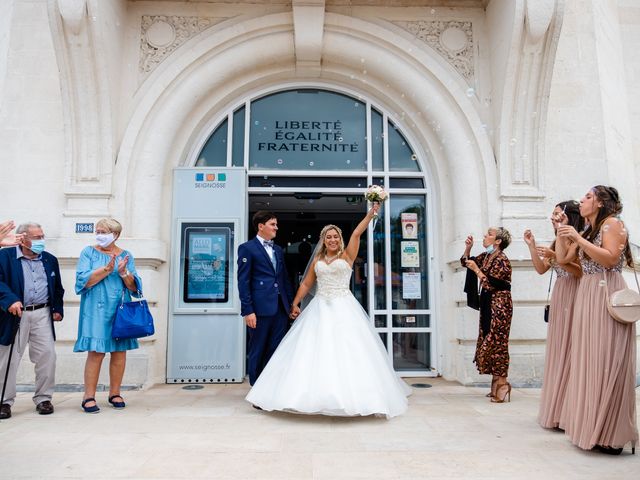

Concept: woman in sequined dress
[[556, 186, 638, 455], [524, 201, 583, 429]]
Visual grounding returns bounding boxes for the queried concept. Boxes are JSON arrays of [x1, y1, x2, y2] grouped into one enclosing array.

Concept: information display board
[[168, 168, 245, 384], [182, 224, 232, 303]]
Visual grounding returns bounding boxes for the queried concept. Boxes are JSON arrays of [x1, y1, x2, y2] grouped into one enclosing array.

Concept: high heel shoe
[[485, 378, 498, 397], [491, 383, 511, 403], [594, 445, 623, 455]]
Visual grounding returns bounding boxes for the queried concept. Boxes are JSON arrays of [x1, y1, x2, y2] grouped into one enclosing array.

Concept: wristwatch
[[120, 270, 130, 278]]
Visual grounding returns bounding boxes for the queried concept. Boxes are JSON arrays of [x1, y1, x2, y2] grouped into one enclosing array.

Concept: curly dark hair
[[582, 186, 633, 267]]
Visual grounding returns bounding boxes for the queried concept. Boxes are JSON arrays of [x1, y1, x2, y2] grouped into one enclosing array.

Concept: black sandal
[[81, 397, 100, 414], [108, 394, 126, 409]]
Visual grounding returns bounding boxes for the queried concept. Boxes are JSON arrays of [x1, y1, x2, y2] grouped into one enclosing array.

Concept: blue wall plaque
[[75, 223, 94, 233]]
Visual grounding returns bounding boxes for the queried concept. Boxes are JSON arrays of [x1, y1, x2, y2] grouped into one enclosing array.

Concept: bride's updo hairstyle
[[316, 224, 345, 259]]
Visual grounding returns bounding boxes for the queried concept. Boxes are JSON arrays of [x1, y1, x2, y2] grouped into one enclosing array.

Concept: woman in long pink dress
[[556, 186, 638, 455], [524, 201, 583, 429]]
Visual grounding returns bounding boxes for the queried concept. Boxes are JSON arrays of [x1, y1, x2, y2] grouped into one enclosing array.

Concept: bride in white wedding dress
[[245, 204, 411, 418]]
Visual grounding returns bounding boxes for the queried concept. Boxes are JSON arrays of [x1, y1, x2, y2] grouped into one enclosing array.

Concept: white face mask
[[95, 232, 115, 248]]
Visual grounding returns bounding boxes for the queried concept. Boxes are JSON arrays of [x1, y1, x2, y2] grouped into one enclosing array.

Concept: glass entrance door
[[372, 193, 434, 374], [248, 185, 435, 377]]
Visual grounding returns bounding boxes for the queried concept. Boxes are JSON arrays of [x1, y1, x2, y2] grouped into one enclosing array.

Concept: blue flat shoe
[[108, 394, 126, 409], [81, 397, 100, 414]]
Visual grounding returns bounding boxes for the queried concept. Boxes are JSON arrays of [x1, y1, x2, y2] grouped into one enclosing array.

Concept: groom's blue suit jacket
[[237, 237, 293, 317]]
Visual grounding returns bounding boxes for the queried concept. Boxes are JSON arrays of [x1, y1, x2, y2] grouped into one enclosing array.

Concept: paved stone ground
[[1, 378, 638, 479]]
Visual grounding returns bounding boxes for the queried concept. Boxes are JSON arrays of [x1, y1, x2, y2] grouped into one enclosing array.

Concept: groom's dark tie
[[263, 240, 274, 247]]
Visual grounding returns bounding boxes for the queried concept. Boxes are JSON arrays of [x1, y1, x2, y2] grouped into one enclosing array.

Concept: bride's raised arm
[[343, 203, 380, 266]]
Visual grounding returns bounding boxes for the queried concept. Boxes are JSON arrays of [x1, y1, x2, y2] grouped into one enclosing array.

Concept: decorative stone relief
[[392, 20, 474, 81], [139, 15, 226, 76]]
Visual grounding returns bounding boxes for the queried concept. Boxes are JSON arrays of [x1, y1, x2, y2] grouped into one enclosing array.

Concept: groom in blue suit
[[237, 211, 294, 385]]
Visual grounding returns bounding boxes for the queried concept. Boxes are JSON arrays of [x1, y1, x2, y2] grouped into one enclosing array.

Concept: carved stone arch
[[113, 12, 498, 263]]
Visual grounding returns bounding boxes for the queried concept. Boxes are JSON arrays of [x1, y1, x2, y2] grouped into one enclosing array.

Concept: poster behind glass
[[182, 223, 233, 303]]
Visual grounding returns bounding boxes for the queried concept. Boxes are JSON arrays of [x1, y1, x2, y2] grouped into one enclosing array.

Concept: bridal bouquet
[[364, 185, 389, 204], [364, 185, 389, 227]]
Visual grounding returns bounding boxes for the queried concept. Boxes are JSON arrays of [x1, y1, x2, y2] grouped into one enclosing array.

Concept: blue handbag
[[112, 290, 155, 340]]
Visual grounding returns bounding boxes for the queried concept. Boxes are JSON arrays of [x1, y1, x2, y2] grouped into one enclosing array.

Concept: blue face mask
[[29, 239, 45, 255], [485, 244, 495, 254]]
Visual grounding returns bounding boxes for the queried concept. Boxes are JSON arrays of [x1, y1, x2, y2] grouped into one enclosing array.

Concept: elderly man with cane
[[0, 222, 64, 419]]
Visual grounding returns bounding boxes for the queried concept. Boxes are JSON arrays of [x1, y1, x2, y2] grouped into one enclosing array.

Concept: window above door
[[195, 88, 423, 173]]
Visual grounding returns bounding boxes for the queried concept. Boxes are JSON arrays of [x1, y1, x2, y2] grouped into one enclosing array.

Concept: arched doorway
[[114, 12, 497, 384], [193, 87, 436, 376]]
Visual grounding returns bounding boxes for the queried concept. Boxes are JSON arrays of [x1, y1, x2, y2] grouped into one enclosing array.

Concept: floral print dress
[[463, 251, 513, 377]]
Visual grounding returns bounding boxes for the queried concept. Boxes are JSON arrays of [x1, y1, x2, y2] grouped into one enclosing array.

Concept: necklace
[[324, 254, 339, 263]]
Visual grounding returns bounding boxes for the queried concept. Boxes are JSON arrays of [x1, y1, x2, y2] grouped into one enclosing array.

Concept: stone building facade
[[0, 0, 638, 389]]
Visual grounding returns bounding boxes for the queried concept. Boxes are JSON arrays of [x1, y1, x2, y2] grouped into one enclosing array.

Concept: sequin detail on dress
[[578, 232, 624, 274], [552, 263, 570, 278]]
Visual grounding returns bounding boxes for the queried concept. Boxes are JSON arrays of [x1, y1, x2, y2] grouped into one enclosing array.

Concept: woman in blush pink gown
[[556, 186, 638, 455], [524, 200, 583, 429]]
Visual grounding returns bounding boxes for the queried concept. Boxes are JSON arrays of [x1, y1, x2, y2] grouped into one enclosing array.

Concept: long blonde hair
[[316, 224, 345, 259]]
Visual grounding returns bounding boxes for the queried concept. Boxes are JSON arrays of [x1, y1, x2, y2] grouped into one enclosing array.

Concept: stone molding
[[292, 0, 325, 76], [48, 0, 114, 207], [497, 0, 564, 199], [139, 15, 226, 77], [392, 20, 474, 82]]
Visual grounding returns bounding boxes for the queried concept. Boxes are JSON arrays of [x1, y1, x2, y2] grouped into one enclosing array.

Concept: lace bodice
[[578, 231, 624, 274], [314, 259, 353, 298]]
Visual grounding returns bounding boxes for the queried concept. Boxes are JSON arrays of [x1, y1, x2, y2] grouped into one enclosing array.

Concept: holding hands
[[289, 304, 301, 320]]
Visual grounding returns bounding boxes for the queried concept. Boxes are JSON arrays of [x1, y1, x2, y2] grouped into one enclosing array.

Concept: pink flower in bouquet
[[364, 186, 388, 227], [364, 185, 389, 204]]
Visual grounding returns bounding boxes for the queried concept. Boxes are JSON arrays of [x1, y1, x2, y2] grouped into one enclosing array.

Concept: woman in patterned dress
[[461, 227, 513, 403], [556, 185, 638, 454], [524, 201, 583, 429]]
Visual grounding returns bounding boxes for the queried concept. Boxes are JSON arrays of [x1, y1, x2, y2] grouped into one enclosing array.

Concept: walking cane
[[0, 316, 20, 421]]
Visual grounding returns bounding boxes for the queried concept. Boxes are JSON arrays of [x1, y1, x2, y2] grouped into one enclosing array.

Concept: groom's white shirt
[[256, 234, 274, 259]]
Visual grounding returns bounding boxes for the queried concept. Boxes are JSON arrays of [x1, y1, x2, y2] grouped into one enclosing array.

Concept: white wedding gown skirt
[[246, 259, 411, 418]]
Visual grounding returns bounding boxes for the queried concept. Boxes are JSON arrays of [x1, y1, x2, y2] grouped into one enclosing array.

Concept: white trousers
[[0, 307, 56, 406]]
